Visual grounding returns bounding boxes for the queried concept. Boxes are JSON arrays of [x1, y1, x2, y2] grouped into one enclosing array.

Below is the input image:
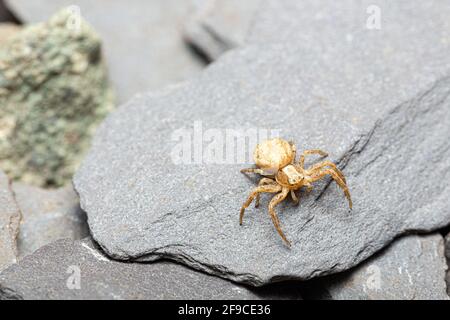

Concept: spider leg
[[307, 161, 347, 184], [255, 178, 277, 208], [298, 149, 328, 168], [240, 184, 281, 225], [310, 169, 353, 209], [290, 190, 299, 205], [268, 187, 291, 246], [289, 141, 297, 164], [240, 167, 265, 175]]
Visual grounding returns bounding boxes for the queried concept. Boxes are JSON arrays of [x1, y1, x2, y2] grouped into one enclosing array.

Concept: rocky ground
[[0, 0, 449, 300]]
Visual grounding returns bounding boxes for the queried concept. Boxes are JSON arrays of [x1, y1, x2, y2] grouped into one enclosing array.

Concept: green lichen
[[0, 8, 114, 187]]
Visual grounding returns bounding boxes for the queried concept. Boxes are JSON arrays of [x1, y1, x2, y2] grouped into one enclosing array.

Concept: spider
[[240, 138, 352, 247]]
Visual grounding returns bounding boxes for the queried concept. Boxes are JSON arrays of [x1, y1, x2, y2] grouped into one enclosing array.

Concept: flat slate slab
[[12, 183, 89, 258], [187, 0, 450, 65], [320, 234, 449, 300], [185, 0, 261, 60], [74, 1, 450, 285], [5, 0, 206, 103], [0, 238, 301, 300], [0, 170, 20, 271]]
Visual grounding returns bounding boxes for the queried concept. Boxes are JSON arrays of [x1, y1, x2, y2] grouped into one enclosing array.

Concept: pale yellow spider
[[240, 138, 352, 246]]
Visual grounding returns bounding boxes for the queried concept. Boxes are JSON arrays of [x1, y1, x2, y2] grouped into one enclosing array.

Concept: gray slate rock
[[0, 238, 301, 300], [0, 170, 20, 271], [12, 183, 89, 258], [446, 233, 450, 296], [187, 0, 450, 64], [185, 0, 262, 60], [74, 1, 450, 285], [5, 0, 207, 103], [320, 234, 449, 300]]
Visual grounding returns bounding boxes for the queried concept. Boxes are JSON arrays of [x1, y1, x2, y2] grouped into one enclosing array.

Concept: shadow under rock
[[0, 0, 20, 24]]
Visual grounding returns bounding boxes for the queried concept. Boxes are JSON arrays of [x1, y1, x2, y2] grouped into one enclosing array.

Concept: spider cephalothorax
[[240, 138, 352, 246]]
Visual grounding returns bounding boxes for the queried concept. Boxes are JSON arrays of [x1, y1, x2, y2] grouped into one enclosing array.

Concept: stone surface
[[185, 0, 261, 60], [446, 233, 450, 296], [0, 9, 114, 187], [74, 1, 450, 285], [12, 183, 89, 258], [0, 238, 302, 300], [319, 234, 449, 300], [0, 170, 20, 271], [5, 0, 207, 103], [0, 23, 20, 44], [188, 0, 450, 65], [446, 233, 450, 259]]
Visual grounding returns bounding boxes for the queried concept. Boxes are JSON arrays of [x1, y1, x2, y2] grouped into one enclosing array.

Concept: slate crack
[[0, 285, 23, 300], [316, 75, 450, 204], [138, 246, 266, 286], [202, 23, 236, 53], [315, 123, 377, 203]]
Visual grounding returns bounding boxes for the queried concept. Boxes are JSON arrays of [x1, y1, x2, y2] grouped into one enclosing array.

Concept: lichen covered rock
[[6, 0, 207, 103], [0, 8, 114, 187]]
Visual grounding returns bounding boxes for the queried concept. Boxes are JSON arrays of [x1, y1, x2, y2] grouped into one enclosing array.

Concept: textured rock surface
[[446, 233, 450, 296], [6, 0, 206, 102], [0, 239, 302, 300], [319, 234, 449, 300], [0, 9, 114, 187], [12, 183, 89, 258], [185, 0, 261, 60], [74, 1, 450, 285], [0, 170, 20, 271], [188, 0, 450, 65]]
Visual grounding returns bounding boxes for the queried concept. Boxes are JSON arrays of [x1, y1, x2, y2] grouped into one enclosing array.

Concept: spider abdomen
[[254, 138, 295, 174]]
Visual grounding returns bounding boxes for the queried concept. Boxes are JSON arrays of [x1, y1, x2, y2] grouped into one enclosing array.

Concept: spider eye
[[290, 177, 298, 183]]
